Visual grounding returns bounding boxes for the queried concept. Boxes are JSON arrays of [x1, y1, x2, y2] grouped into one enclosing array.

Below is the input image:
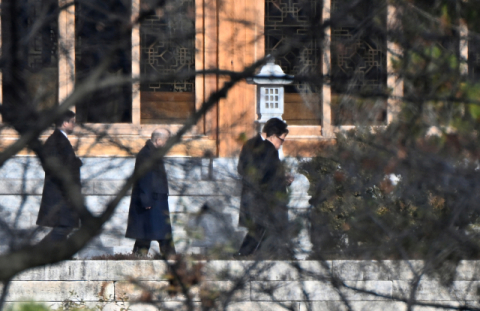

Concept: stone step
[[4, 260, 480, 310]]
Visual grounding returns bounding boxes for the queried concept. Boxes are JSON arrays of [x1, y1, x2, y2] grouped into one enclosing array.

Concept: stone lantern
[[247, 56, 293, 132]]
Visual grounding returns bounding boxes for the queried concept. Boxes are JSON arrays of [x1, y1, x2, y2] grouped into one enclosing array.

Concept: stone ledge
[[6, 301, 479, 311], [5, 281, 114, 302], [0, 194, 307, 214], [0, 179, 242, 196], [7, 260, 480, 307], [250, 280, 393, 301], [14, 260, 480, 282], [298, 301, 479, 311], [114, 280, 249, 302]]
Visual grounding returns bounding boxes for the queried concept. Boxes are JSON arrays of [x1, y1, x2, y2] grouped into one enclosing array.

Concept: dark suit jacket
[[37, 129, 83, 228], [238, 134, 288, 230], [125, 139, 173, 240]]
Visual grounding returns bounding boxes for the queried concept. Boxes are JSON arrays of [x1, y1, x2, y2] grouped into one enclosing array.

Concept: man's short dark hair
[[54, 110, 75, 128], [262, 118, 289, 137]]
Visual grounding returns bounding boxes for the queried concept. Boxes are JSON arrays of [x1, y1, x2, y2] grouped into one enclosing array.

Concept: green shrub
[[300, 129, 480, 262]]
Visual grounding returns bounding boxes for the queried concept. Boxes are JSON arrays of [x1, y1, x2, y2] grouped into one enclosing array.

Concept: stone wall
[[5, 260, 480, 311], [0, 156, 311, 258]]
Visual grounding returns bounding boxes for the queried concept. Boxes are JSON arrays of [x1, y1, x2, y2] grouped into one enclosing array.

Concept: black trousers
[[40, 226, 73, 244], [238, 221, 293, 259], [238, 225, 266, 257], [133, 238, 176, 257]]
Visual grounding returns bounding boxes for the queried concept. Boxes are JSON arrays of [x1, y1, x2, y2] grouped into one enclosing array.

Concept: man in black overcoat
[[37, 110, 83, 243], [236, 118, 294, 259], [126, 129, 176, 257]]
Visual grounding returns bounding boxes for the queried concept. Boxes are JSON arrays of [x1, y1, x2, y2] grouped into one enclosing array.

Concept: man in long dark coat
[[126, 129, 176, 257], [37, 110, 83, 243], [236, 118, 293, 259]]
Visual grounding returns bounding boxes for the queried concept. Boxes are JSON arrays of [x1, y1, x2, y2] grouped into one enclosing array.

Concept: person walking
[[125, 129, 176, 257], [236, 118, 293, 259], [37, 110, 83, 243]]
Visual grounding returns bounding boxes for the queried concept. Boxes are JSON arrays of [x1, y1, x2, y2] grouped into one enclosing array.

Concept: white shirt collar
[[59, 129, 68, 139]]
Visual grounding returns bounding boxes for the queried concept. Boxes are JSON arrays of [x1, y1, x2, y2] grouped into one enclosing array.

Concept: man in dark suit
[[236, 118, 294, 258], [37, 110, 83, 243], [125, 129, 176, 257]]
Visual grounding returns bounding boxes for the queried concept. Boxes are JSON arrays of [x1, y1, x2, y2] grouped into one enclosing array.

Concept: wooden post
[[460, 18, 468, 77], [321, 0, 333, 137], [0, 0, 2, 123], [58, 0, 75, 109], [253, 0, 264, 125], [131, 0, 141, 125], [202, 0, 219, 141], [386, 5, 403, 124], [195, 0, 206, 135]]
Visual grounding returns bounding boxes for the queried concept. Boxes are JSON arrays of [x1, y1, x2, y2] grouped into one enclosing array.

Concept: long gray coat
[[125, 140, 172, 240]]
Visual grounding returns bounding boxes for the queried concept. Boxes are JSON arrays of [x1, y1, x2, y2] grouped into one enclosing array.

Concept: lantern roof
[[247, 56, 294, 85]]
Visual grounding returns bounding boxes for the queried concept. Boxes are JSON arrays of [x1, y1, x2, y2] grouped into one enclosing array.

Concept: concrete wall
[[5, 260, 480, 311], [0, 156, 311, 258]]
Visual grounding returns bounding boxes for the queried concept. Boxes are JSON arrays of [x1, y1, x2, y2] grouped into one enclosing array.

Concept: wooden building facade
[[0, 0, 471, 157]]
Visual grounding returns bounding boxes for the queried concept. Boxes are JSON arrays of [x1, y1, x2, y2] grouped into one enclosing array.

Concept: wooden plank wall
[[284, 94, 322, 125], [141, 92, 195, 124], [216, 0, 263, 157]]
